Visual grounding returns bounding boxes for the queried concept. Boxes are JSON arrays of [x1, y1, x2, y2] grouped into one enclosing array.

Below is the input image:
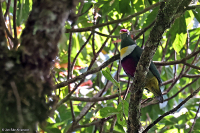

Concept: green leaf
[[117, 100, 129, 116], [117, 113, 127, 126], [164, 66, 173, 80], [164, 129, 178, 133], [170, 15, 187, 53], [45, 128, 61, 133], [192, 9, 200, 23], [142, 7, 159, 28], [98, 107, 119, 118], [102, 67, 120, 88], [172, 32, 187, 53], [116, 100, 129, 126], [119, 0, 131, 14], [133, 0, 144, 12], [184, 98, 199, 109], [16, 0, 30, 26]]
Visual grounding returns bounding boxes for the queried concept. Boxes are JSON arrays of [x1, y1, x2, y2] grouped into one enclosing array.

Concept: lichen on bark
[[0, 0, 76, 131]]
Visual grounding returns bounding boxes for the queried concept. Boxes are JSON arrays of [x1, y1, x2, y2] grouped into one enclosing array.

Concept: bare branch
[[0, 2, 14, 42], [67, 31, 76, 123], [165, 77, 199, 101], [183, 74, 200, 78], [143, 86, 200, 133], [70, 90, 126, 102], [183, 62, 200, 70], [3, 0, 11, 18], [55, 50, 120, 89], [13, 0, 18, 48], [163, 65, 186, 94], [71, 33, 92, 71], [72, 115, 115, 131], [78, 5, 92, 17], [154, 49, 200, 66], [133, 20, 155, 41], [65, 2, 162, 33], [94, 31, 119, 38], [188, 101, 200, 133]]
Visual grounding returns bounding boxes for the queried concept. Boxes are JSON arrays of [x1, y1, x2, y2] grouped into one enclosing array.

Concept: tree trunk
[[0, 0, 74, 131]]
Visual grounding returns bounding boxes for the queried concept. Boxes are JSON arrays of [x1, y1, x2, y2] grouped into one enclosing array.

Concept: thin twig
[[164, 77, 199, 101], [110, 115, 117, 133], [154, 49, 200, 66], [183, 62, 200, 70], [3, 0, 11, 18], [184, 48, 200, 73], [117, 59, 121, 104], [68, 31, 73, 79], [68, 30, 76, 122], [10, 81, 24, 126], [56, 80, 83, 109], [92, 10, 96, 56], [162, 35, 171, 61], [188, 101, 200, 133], [73, 115, 115, 130], [66, 2, 162, 33], [92, 32, 96, 56], [183, 74, 200, 78], [174, 51, 177, 78], [65, 23, 120, 132], [109, 48, 118, 71], [75, 59, 121, 123], [133, 16, 139, 29], [123, 78, 130, 100], [70, 90, 126, 102], [133, 20, 155, 41], [78, 5, 93, 17], [94, 31, 119, 38], [159, 35, 171, 72], [67, 62, 122, 132], [186, 30, 189, 56], [56, 54, 120, 88], [193, 36, 200, 51], [87, 20, 120, 70], [163, 65, 185, 94], [13, 0, 18, 48], [143, 86, 200, 133], [71, 33, 92, 71], [141, 33, 145, 48], [77, 1, 84, 16], [0, 3, 14, 42], [166, 50, 175, 61]]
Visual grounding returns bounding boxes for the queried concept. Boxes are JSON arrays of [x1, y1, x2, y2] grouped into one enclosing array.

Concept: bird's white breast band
[[120, 45, 136, 60]]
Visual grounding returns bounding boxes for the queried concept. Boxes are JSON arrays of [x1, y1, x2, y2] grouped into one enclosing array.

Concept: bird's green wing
[[149, 62, 162, 85], [134, 46, 162, 86]]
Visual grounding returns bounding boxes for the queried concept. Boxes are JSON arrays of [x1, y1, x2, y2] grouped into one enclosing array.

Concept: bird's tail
[[156, 95, 163, 103]]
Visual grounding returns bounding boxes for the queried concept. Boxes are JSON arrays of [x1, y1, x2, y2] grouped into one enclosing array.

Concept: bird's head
[[120, 29, 129, 40], [119, 29, 136, 50]]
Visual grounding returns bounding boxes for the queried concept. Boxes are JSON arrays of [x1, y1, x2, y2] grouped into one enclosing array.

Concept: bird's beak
[[119, 32, 127, 34]]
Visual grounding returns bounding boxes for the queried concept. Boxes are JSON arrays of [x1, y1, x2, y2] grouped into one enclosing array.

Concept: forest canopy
[[0, 0, 200, 133]]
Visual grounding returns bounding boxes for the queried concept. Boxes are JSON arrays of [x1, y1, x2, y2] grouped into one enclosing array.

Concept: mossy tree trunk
[[0, 0, 75, 131]]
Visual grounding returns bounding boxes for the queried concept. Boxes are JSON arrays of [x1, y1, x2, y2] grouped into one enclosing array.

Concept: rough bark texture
[[0, 0, 74, 131], [127, 0, 192, 132]]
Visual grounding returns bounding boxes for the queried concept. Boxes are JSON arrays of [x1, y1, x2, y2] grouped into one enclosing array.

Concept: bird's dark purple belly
[[121, 57, 137, 77]]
